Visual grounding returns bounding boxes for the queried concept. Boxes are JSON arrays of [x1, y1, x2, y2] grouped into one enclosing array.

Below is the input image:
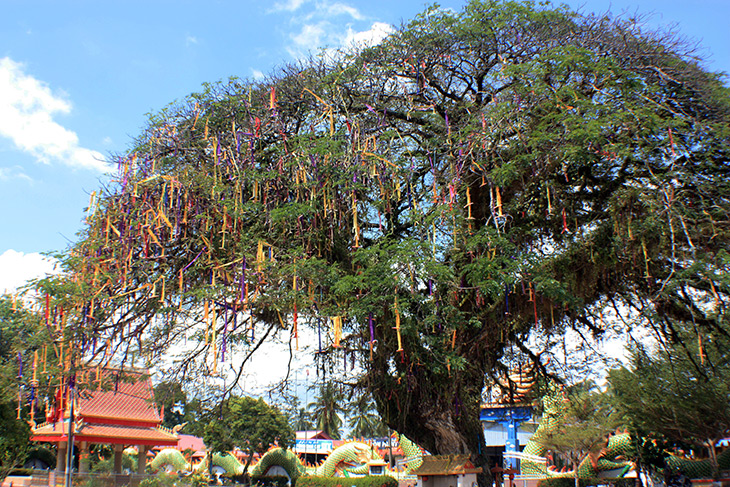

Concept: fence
[[6, 471, 188, 487]]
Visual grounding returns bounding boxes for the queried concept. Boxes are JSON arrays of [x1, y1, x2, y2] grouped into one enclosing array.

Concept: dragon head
[[333, 442, 379, 475]]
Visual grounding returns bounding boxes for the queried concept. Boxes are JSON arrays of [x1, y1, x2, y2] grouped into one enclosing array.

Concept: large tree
[[202, 396, 294, 476], [41, 0, 730, 484]]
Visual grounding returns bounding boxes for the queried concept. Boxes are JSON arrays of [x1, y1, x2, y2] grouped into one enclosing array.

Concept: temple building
[[480, 364, 539, 471], [31, 366, 178, 483]]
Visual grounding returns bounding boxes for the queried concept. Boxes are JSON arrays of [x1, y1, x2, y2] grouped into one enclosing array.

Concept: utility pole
[[388, 429, 394, 468], [64, 382, 75, 487]]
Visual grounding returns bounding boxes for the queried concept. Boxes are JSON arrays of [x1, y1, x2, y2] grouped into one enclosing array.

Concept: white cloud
[[0, 249, 57, 294], [323, 2, 364, 20], [270, 0, 309, 13], [278, 0, 392, 59], [0, 166, 33, 183], [0, 57, 111, 173], [344, 22, 394, 49], [287, 20, 394, 59], [185, 35, 199, 46], [290, 22, 328, 53], [251, 69, 265, 81]]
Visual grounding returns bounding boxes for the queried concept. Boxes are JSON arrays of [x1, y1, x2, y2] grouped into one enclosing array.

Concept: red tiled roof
[[412, 455, 483, 476], [75, 368, 161, 424], [177, 434, 206, 452], [32, 421, 178, 446], [296, 430, 332, 440]]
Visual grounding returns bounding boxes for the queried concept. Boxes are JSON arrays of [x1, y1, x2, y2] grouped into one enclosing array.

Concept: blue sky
[[1, 0, 729, 293]]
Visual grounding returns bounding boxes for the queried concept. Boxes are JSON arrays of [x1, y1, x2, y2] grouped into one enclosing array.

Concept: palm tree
[[292, 407, 314, 431], [348, 392, 388, 439], [308, 383, 345, 439]]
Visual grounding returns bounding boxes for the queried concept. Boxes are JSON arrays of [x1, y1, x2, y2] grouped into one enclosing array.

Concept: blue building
[[480, 404, 537, 471]]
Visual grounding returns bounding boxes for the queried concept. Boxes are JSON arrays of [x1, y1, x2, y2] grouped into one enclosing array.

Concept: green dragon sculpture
[[149, 433, 423, 480], [520, 385, 730, 481]]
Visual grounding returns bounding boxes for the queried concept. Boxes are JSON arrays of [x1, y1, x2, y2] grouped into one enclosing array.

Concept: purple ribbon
[[240, 257, 246, 302], [181, 248, 206, 272], [368, 312, 374, 345]]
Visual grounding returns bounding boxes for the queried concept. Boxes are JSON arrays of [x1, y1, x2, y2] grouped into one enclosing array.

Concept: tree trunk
[[371, 359, 493, 487], [707, 439, 719, 481], [401, 405, 492, 487], [243, 449, 256, 487]]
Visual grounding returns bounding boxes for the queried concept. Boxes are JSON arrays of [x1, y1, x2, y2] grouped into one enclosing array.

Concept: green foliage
[[537, 477, 634, 487], [0, 401, 31, 483], [154, 381, 197, 429], [89, 445, 114, 466], [139, 473, 180, 487], [252, 475, 293, 487], [347, 392, 388, 439], [0, 295, 53, 405], [291, 408, 313, 432], [24, 445, 56, 469], [296, 475, 397, 487], [123, 451, 137, 472], [608, 329, 730, 478], [308, 383, 345, 439], [91, 458, 113, 474], [202, 395, 294, 472], [227, 474, 294, 487], [282, 395, 315, 433], [203, 418, 236, 456], [533, 381, 622, 487], [629, 433, 672, 474]]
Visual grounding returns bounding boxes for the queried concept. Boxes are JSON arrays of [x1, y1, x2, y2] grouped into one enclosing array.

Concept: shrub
[[139, 472, 180, 487], [295, 475, 397, 487], [223, 473, 293, 487], [24, 446, 56, 469], [91, 459, 113, 474], [7, 469, 34, 476], [251, 475, 293, 487]]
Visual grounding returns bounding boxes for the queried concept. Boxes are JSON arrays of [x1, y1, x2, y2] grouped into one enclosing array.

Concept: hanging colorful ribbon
[[332, 316, 342, 348], [368, 312, 375, 361], [394, 297, 403, 352]]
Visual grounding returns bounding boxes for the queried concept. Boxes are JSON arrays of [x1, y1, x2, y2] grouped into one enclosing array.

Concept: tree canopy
[[534, 381, 620, 487], [202, 395, 294, 474], [308, 383, 346, 439], [0, 400, 31, 483], [348, 391, 388, 439], [0, 296, 52, 405], [154, 380, 202, 429], [609, 329, 730, 479], [36, 0, 730, 483]]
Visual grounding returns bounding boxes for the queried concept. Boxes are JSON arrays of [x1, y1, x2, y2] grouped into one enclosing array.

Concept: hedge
[[295, 475, 398, 487], [225, 474, 294, 487], [7, 469, 34, 476], [537, 477, 635, 487]]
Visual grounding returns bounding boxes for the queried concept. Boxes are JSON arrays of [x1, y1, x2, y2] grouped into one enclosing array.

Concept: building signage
[[370, 437, 396, 449], [295, 439, 333, 454]]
